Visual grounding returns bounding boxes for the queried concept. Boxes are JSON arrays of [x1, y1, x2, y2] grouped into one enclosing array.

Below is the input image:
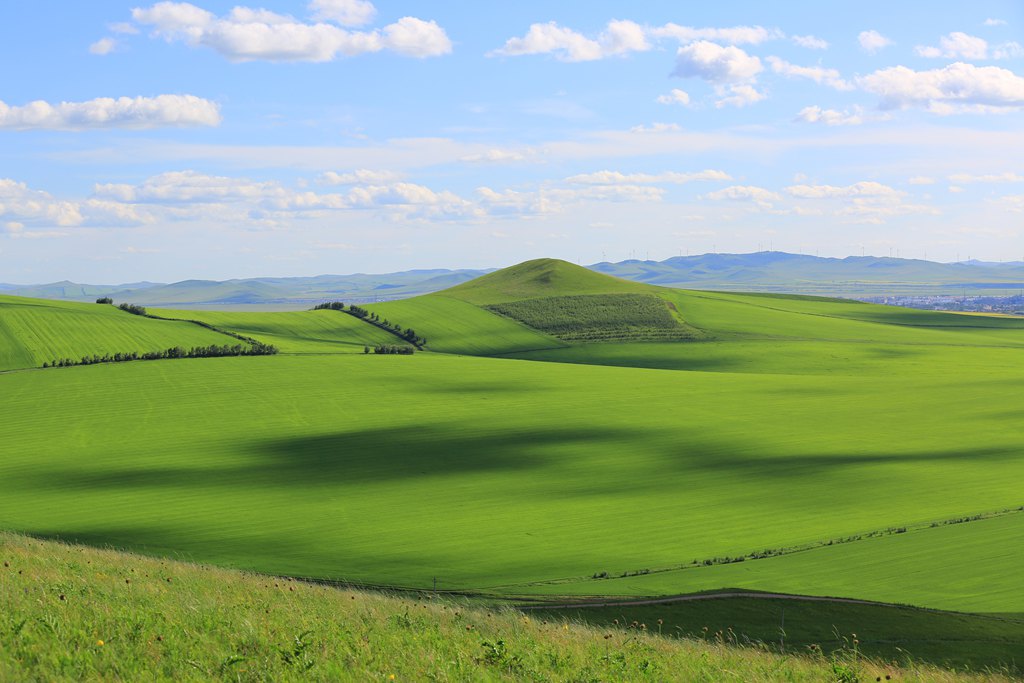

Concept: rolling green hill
[[0, 295, 236, 372], [2, 259, 1024, 677]]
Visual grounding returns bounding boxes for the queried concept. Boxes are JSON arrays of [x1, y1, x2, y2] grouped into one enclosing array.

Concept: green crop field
[[0, 295, 236, 371], [486, 293, 701, 343], [3, 258, 1024, 676]]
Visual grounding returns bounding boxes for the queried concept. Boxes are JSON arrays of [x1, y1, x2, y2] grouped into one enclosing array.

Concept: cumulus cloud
[[566, 170, 731, 184], [89, 38, 117, 55], [674, 41, 762, 82], [320, 169, 402, 184], [0, 95, 221, 130], [0, 178, 153, 229], [715, 84, 766, 108], [131, 1, 451, 61], [909, 176, 936, 185], [984, 18, 1008, 27], [702, 185, 781, 207], [785, 181, 904, 199], [915, 32, 989, 60], [858, 30, 892, 54], [792, 34, 828, 50], [109, 21, 139, 34], [767, 57, 853, 90], [796, 105, 866, 126], [650, 24, 781, 45], [656, 88, 691, 105], [858, 62, 1024, 114], [489, 19, 648, 62]]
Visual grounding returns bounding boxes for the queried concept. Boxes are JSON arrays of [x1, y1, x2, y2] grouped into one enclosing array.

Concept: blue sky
[[1, 1, 1023, 282]]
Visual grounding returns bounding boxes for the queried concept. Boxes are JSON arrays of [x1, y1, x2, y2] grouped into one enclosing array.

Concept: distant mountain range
[[5, 252, 1024, 307]]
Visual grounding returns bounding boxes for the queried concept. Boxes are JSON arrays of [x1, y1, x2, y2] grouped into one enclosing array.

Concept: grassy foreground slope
[[0, 295, 232, 371], [3, 353, 1024, 612], [0, 532, 1011, 683], [152, 308, 400, 354]]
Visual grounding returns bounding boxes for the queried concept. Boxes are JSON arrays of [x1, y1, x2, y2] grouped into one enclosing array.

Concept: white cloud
[[702, 185, 781, 207], [909, 176, 936, 185], [381, 17, 452, 58], [767, 56, 853, 90], [792, 34, 828, 50], [858, 30, 892, 54], [858, 62, 1024, 113], [915, 32, 988, 60], [131, 2, 451, 62], [650, 24, 781, 46], [673, 41, 762, 82], [984, 18, 1007, 27], [715, 84, 766, 108], [948, 185, 964, 193], [993, 42, 1024, 60], [785, 181, 904, 199], [109, 21, 139, 34], [0, 95, 221, 130], [320, 169, 402, 184], [89, 38, 117, 55], [94, 170, 289, 203], [308, 0, 376, 27], [0, 178, 153, 229], [489, 20, 648, 62], [947, 172, 1024, 183], [656, 88, 691, 106], [566, 169, 731, 184], [796, 105, 866, 126], [458, 149, 528, 163]]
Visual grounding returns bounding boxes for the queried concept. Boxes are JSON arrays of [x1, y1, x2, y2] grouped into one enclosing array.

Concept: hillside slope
[[0, 532, 1011, 682], [0, 295, 234, 371]]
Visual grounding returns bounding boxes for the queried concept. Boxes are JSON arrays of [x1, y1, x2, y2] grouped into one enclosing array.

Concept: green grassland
[[510, 511, 1024, 612], [2, 351, 1023, 611], [3, 258, 1024, 676], [5, 534, 1005, 683], [151, 308, 401, 354], [0, 295, 233, 371]]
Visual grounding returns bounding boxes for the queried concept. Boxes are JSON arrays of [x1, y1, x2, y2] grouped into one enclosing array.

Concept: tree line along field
[[2, 259, 1024, 672]]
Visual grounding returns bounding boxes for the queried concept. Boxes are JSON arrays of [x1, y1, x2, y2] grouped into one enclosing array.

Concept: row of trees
[[118, 303, 147, 316], [42, 342, 279, 369], [314, 301, 426, 348], [366, 344, 415, 355], [95, 297, 113, 304]]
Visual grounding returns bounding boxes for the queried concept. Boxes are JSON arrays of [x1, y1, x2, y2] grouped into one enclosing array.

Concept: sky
[[1, 1, 1023, 283]]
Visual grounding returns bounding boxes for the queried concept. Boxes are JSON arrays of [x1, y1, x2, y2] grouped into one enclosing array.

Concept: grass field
[[0, 295, 233, 371], [2, 351, 1023, 611], [5, 533, 1006, 682], [152, 308, 401, 354], [366, 295, 563, 355], [3, 259, 1024, 676]]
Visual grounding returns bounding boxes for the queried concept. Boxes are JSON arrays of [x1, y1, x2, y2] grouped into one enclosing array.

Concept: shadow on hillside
[[12, 423, 649, 490]]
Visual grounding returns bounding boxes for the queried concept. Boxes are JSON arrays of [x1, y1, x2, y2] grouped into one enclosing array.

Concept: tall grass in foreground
[[0, 533, 1013, 682]]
